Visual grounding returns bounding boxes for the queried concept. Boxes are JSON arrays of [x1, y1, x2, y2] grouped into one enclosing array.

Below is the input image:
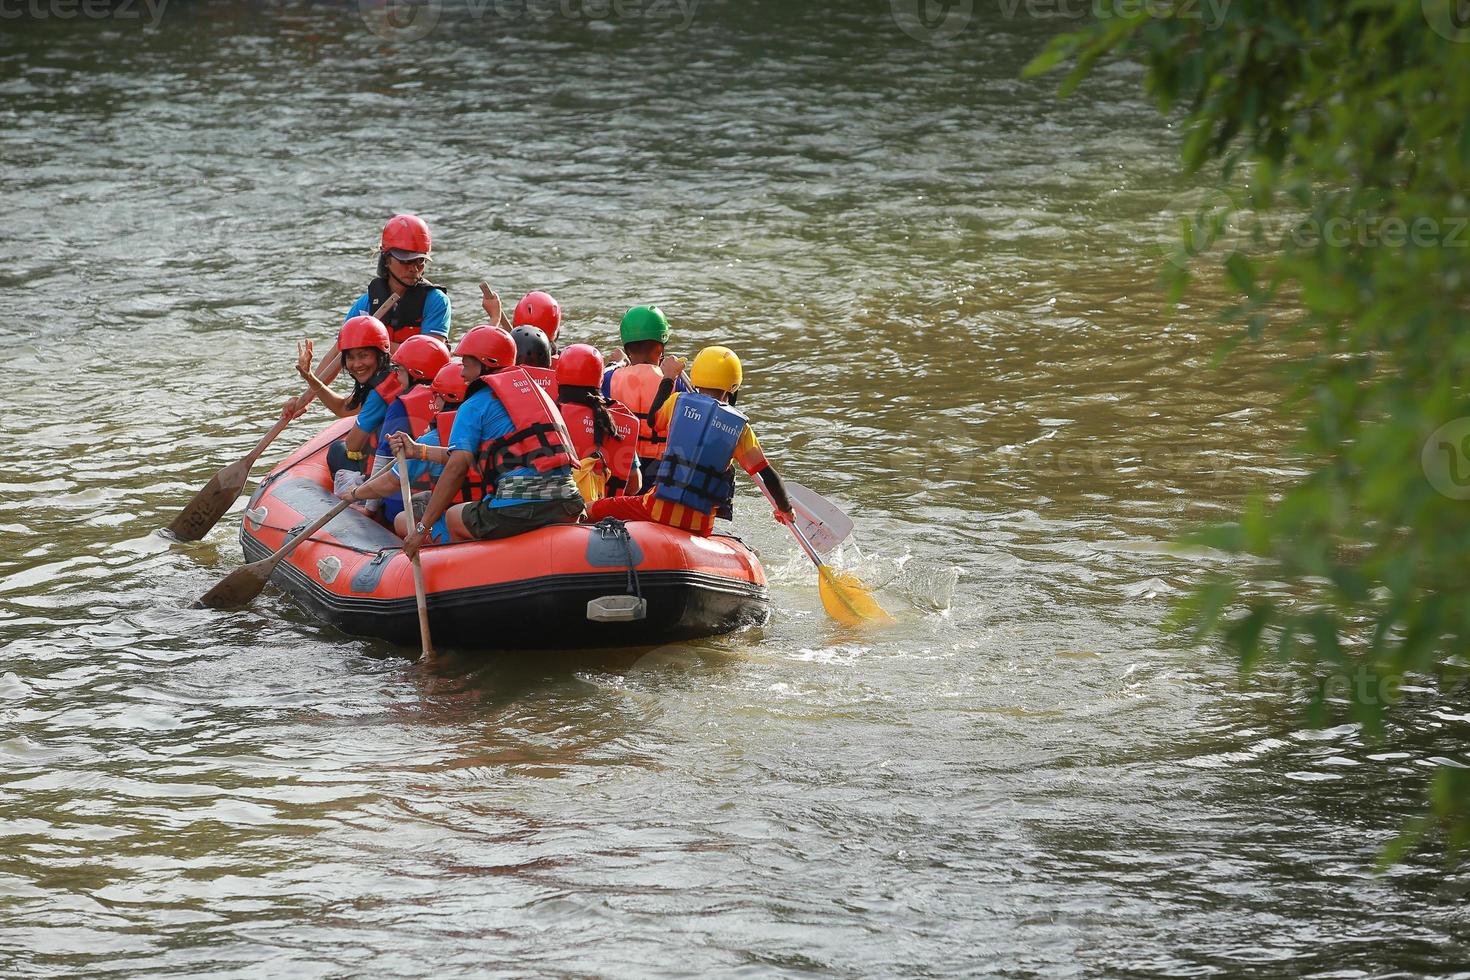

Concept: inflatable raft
[[239, 419, 770, 650]]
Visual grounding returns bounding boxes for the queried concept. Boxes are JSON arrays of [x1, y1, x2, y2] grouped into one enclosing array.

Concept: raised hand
[[479, 281, 503, 325], [660, 354, 687, 381], [296, 338, 315, 380]]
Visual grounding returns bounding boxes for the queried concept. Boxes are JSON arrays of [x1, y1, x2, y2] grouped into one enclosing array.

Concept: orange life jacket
[[608, 363, 666, 459]]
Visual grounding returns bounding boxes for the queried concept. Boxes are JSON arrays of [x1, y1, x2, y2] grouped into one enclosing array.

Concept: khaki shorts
[[460, 498, 585, 541]]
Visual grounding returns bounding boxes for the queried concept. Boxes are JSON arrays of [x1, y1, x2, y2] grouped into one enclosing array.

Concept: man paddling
[[587, 346, 795, 536], [402, 325, 585, 559]]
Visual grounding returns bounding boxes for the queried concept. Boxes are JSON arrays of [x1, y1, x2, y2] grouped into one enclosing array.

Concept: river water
[[3, 2, 1469, 977]]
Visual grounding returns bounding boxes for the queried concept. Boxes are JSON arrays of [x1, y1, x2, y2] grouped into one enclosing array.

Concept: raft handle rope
[[586, 519, 647, 623]]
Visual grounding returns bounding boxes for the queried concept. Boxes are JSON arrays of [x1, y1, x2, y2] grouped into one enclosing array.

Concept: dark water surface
[[3, 2, 1469, 976]]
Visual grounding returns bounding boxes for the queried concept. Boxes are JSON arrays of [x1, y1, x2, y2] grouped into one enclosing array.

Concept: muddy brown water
[[2, 3, 1468, 976]]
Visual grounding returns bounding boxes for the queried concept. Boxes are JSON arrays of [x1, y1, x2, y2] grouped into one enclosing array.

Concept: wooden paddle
[[753, 473, 893, 627], [197, 496, 355, 609], [394, 443, 435, 661], [166, 292, 401, 542]]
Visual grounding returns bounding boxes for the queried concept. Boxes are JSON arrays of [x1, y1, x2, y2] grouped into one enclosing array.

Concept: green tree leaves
[[1027, 0, 1470, 860]]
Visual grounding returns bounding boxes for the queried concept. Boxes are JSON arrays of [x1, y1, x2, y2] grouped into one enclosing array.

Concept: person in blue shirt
[[295, 315, 399, 480], [366, 335, 451, 524], [341, 361, 468, 545], [290, 214, 451, 414], [402, 326, 584, 560]]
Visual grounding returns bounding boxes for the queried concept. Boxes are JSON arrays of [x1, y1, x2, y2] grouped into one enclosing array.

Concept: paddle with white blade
[[785, 480, 854, 556], [752, 474, 893, 627]]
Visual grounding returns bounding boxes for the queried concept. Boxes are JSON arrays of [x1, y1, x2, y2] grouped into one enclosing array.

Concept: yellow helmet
[[689, 346, 742, 393]]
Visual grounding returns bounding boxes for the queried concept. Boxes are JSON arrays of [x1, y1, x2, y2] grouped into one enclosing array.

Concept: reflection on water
[[3, 3, 1469, 976]]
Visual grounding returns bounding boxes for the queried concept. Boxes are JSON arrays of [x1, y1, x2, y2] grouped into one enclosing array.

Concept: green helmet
[[619, 305, 671, 345]]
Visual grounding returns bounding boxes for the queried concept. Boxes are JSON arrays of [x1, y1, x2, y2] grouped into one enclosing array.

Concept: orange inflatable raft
[[239, 419, 770, 650]]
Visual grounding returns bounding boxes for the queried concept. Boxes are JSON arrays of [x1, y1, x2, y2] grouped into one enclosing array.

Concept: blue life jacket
[[653, 393, 748, 515]]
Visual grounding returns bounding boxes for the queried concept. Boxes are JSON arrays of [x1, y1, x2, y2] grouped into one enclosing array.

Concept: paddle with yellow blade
[[752, 474, 893, 627], [165, 292, 401, 542]]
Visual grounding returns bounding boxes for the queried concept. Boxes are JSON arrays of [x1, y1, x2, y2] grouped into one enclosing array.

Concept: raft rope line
[[597, 518, 642, 601]]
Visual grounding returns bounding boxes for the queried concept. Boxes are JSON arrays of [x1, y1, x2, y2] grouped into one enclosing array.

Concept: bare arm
[[480, 282, 513, 330], [402, 451, 471, 560], [296, 340, 354, 417], [344, 425, 372, 453]]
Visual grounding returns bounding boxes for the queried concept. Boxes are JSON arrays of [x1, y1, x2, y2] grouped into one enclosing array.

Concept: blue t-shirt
[[345, 288, 451, 341], [448, 385, 538, 508], [353, 388, 391, 436], [373, 393, 417, 460]]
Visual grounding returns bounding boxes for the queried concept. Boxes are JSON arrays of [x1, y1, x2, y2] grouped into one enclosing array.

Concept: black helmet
[[511, 325, 553, 368]]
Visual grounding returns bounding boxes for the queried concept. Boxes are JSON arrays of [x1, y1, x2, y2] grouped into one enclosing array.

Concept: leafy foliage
[[1026, 1, 1470, 856]]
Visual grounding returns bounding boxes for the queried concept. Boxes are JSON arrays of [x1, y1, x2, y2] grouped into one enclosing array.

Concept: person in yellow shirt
[[586, 346, 794, 536]]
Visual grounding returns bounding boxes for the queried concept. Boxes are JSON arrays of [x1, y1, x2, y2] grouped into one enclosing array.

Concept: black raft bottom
[[241, 534, 770, 653]]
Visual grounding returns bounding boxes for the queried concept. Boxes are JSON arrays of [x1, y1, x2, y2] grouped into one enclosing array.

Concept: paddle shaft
[[298, 291, 401, 409], [395, 445, 435, 661], [265, 496, 354, 568], [750, 472, 824, 569]]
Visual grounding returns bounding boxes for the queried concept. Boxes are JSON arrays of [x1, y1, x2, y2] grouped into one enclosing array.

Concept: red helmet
[[391, 334, 450, 382], [452, 324, 516, 370], [556, 343, 605, 388], [513, 291, 561, 343], [381, 213, 432, 260], [339, 314, 391, 353], [431, 360, 469, 404]]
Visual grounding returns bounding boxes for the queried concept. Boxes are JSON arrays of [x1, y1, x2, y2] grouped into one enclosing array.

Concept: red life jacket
[[521, 366, 559, 402], [561, 401, 639, 484], [608, 363, 666, 459], [473, 368, 575, 487], [425, 410, 483, 504]]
